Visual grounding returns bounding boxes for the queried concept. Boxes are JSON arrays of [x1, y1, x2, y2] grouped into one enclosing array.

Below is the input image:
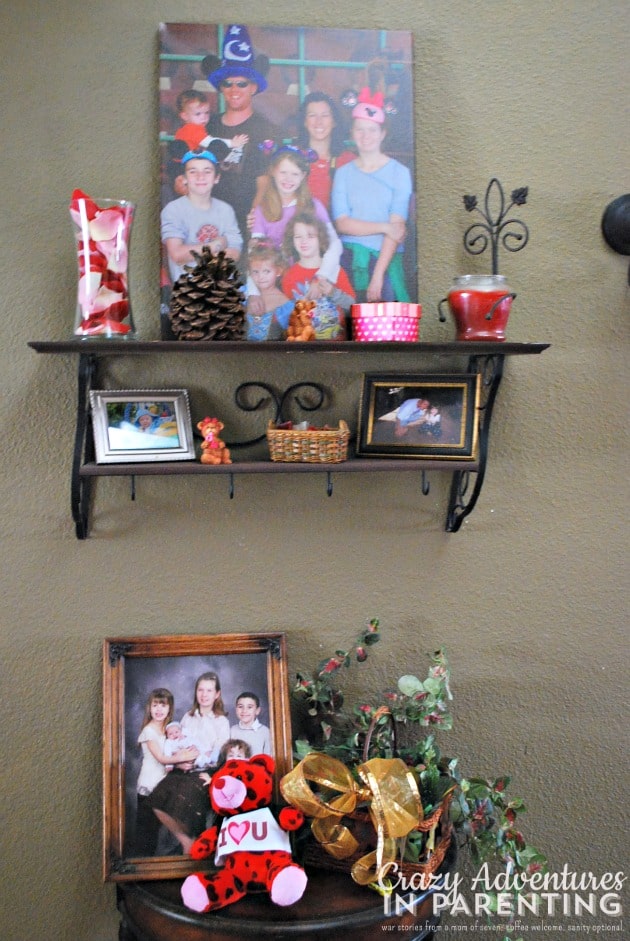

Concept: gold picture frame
[[357, 373, 481, 460]]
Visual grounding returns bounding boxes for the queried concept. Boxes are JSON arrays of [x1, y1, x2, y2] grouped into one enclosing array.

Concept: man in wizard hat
[[202, 25, 279, 251]]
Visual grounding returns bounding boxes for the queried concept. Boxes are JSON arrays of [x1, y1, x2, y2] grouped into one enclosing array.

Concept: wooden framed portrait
[[89, 389, 195, 463], [103, 633, 292, 881], [158, 23, 415, 339], [357, 373, 481, 460]]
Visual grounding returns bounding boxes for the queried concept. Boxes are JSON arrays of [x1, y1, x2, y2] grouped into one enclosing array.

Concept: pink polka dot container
[[350, 302, 422, 342]]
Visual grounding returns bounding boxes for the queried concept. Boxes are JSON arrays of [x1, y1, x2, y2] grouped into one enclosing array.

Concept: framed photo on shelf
[[103, 632, 292, 881], [357, 373, 481, 460], [89, 389, 195, 463]]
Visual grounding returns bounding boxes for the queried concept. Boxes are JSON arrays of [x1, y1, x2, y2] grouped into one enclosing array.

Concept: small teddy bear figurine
[[286, 299, 316, 341], [180, 754, 307, 913], [197, 416, 232, 464]]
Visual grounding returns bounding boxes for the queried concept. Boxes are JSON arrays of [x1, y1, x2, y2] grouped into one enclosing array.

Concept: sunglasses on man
[[220, 80, 251, 89]]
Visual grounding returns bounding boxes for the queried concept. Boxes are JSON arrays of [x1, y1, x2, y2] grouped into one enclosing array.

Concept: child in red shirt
[[281, 211, 355, 339], [174, 90, 249, 156]]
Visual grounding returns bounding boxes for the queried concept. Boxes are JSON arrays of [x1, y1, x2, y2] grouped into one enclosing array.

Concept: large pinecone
[[169, 247, 246, 340]]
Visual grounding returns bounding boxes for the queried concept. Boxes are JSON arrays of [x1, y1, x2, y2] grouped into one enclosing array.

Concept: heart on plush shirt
[[227, 821, 250, 844]]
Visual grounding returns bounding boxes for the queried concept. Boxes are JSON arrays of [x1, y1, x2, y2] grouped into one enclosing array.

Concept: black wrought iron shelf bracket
[[72, 352, 97, 539], [29, 340, 549, 538], [445, 353, 503, 532]]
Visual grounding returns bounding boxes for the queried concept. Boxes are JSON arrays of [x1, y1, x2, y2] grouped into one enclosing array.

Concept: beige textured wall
[[1, 2, 628, 938]]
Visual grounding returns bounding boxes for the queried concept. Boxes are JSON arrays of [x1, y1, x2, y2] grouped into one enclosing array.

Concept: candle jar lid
[[450, 274, 509, 291]]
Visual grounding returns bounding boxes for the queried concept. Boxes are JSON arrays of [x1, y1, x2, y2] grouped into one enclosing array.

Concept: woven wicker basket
[[302, 791, 453, 879], [302, 706, 453, 879], [267, 420, 350, 463]]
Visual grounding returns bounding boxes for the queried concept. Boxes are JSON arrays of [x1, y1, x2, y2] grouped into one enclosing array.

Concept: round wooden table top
[[118, 866, 445, 941]]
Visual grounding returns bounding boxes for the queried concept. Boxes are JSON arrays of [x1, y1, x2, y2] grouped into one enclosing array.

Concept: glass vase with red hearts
[[69, 189, 136, 338]]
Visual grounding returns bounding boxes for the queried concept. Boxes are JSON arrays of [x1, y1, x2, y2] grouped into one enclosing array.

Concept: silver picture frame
[[89, 389, 195, 463]]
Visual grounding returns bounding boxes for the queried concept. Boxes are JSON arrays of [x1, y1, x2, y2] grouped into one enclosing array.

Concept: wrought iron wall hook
[[463, 177, 529, 275]]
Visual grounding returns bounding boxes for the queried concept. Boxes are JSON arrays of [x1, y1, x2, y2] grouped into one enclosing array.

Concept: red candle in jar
[[441, 275, 515, 341]]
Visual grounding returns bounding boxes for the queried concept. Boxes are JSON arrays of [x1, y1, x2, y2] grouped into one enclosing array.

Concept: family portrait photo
[[103, 633, 292, 880], [159, 23, 415, 340]]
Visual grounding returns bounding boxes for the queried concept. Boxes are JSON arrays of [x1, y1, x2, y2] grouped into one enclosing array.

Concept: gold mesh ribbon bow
[[280, 752, 423, 884]]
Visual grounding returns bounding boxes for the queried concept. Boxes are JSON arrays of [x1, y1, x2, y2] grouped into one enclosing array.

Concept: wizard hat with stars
[[202, 25, 270, 94]]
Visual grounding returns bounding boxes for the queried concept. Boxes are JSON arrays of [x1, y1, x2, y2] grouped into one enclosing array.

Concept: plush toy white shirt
[[214, 807, 291, 865]]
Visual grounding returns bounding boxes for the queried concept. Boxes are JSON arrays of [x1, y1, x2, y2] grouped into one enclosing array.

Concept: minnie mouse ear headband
[[352, 87, 385, 124], [341, 86, 398, 122], [258, 141, 318, 163], [202, 25, 269, 93]]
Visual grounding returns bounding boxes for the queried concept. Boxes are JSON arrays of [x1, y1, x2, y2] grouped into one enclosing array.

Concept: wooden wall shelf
[[29, 339, 549, 537], [29, 339, 548, 356]]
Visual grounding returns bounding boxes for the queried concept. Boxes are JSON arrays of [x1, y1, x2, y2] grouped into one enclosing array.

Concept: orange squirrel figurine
[[198, 417, 232, 465], [286, 300, 316, 341]]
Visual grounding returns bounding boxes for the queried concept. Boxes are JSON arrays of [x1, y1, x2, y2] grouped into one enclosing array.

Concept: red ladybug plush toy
[[180, 754, 307, 913]]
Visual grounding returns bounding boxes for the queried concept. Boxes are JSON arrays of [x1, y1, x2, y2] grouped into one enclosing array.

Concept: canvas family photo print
[[159, 23, 415, 340]]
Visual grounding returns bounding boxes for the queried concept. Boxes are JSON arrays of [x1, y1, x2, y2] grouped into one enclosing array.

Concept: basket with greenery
[[288, 618, 547, 936]]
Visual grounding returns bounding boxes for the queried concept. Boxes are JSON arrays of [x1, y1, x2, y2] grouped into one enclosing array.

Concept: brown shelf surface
[[29, 339, 549, 356], [80, 457, 479, 476]]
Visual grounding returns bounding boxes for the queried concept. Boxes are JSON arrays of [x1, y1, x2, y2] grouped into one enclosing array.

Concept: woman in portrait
[[293, 91, 355, 210], [331, 88, 412, 303], [148, 671, 230, 854]]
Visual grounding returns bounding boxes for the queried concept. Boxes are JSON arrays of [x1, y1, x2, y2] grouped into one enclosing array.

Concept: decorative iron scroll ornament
[[226, 381, 327, 447], [463, 178, 529, 275]]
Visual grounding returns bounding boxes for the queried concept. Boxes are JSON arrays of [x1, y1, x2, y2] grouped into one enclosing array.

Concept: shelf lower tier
[[34, 337, 549, 536], [79, 458, 479, 476]]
